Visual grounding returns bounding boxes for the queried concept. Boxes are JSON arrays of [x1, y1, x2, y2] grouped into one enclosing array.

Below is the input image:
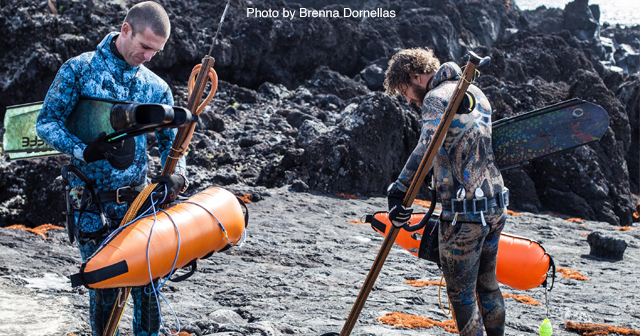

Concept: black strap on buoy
[[70, 260, 129, 288], [168, 259, 198, 282]]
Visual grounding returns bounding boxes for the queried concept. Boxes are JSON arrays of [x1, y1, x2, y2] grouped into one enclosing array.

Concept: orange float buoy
[[71, 187, 247, 289], [367, 212, 554, 291]]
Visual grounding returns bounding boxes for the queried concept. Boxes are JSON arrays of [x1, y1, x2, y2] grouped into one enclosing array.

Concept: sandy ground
[[0, 186, 639, 336]]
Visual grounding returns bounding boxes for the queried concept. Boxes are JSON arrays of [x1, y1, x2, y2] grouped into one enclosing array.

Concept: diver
[[383, 47, 508, 336], [36, 2, 187, 335]]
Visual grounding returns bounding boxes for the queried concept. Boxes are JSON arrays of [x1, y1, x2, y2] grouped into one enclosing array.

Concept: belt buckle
[[452, 200, 466, 214], [498, 188, 509, 208], [473, 197, 488, 214], [116, 186, 131, 205]]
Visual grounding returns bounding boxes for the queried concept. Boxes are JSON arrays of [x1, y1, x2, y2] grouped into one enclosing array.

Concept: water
[[514, 0, 640, 27]]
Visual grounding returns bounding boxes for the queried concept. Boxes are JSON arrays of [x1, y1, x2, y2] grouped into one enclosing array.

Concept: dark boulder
[[359, 63, 386, 92], [0, 156, 68, 227], [522, 6, 564, 35], [587, 231, 627, 260], [257, 82, 292, 100], [290, 179, 310, 193], [563, 0, 600, 41], [197, 110, 225, 133], [304, 66, 370, 100], [566, 70, 633, 226], [286, 110, 321, 129], [608, 73, 639, 194], [259, 93, 420, 195]]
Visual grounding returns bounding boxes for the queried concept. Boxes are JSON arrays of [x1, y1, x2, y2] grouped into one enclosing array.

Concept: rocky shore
[[1, 0, 638, 228], [0, 188, 639, 335]]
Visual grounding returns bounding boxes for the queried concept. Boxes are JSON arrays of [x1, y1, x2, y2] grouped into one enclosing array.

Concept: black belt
[[441, 189, 509, 214], [97, 187, 140, 204]]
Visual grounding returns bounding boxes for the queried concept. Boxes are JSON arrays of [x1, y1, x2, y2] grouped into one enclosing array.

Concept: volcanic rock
[[563, 0, 600, 40], [259, 92, 420, 195], [0, 0, 638, 227], [587, 231, 628, 260]]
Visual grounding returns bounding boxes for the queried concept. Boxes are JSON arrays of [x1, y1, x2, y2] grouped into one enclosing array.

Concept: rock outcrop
[[0, 0, 637, 226]]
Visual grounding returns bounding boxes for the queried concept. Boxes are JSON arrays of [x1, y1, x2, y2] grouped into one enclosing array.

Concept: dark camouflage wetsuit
[[36, 32, 186, 336], [393, 62, 507, 335]]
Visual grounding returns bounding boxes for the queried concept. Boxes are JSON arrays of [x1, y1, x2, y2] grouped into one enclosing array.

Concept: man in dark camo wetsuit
[[384, 48, 508, 336]]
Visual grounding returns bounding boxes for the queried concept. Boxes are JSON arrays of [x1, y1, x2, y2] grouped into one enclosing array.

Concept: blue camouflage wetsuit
[[393, 62, 507, 335], [36, 32, 186, 336]]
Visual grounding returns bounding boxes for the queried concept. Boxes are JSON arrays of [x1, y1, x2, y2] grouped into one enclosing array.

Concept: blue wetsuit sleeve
[[36, 61, 87, 161], [395, 95, 446, 192], [155, 89, 187, 175]]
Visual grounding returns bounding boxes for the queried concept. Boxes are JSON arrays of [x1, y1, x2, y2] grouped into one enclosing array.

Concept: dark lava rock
[[0, 0, 637, 227], [257, 82, 292, 100], [258, 93, 420, 195], [304, 66, 370, 100], [359, 61, 387, 92], [285, 111, 319, 129], [296, 120, 329, 147], [239, 136, 263, 148], [608, 73, 639, 194], [197, 110, 225, 133], [0, 156, 68, 227], [563, 0, 600, 40], [525, 6, 564, 35], [290, 179, 310, 193], [587, 231, 627, 260], [213, 168, 240, 186]]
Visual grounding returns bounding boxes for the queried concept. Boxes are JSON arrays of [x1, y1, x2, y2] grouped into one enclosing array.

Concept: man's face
[[399, 82, 427, 107], [397, 74, 431, 107], [119, 23, 167, 66]]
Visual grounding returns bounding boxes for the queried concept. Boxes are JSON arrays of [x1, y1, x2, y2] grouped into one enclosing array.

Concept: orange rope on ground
[[557, 267, 590, 281], [616, 226, 639, 231], [5, 224, 64, 239], [349, 219, 363, 224], [238, 193, 252, 204], [566, 218, 584, 224], [507, 209, 523, 216], [170, 331, 195, 336], [405, 279, 445, 287], [336, 193, 358, 199], [377, 312, 458, 333], [502, 293, 542, 305], [565, 321, 640, 335]]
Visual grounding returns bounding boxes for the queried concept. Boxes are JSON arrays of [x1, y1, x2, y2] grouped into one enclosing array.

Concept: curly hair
[[384, 48, 440, 96]]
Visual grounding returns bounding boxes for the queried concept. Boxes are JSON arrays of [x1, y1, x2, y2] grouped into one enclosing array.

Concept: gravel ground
[[0, 186, 639, 336]]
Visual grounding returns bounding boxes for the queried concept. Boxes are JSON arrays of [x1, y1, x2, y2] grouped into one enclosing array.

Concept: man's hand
[[83, 132, 123, 163], [387, 182, 413, 228], [151, 174, 186, 204]]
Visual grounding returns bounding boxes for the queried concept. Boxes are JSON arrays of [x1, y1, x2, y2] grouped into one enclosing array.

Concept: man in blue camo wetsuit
[[384, 48, 508, 336], [36, 2, 186, 335]]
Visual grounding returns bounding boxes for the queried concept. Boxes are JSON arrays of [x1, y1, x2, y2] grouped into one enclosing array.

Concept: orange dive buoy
[[367, 212, 554, 291], [71, 187, 247, 289]]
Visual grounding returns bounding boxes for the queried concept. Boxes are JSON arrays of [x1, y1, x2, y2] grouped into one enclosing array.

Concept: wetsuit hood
[[427, 62, 462, 91]]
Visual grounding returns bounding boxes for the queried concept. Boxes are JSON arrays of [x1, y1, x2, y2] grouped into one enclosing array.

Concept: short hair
[[384, 48, 440, 96], [124, 1, 171, 38]]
